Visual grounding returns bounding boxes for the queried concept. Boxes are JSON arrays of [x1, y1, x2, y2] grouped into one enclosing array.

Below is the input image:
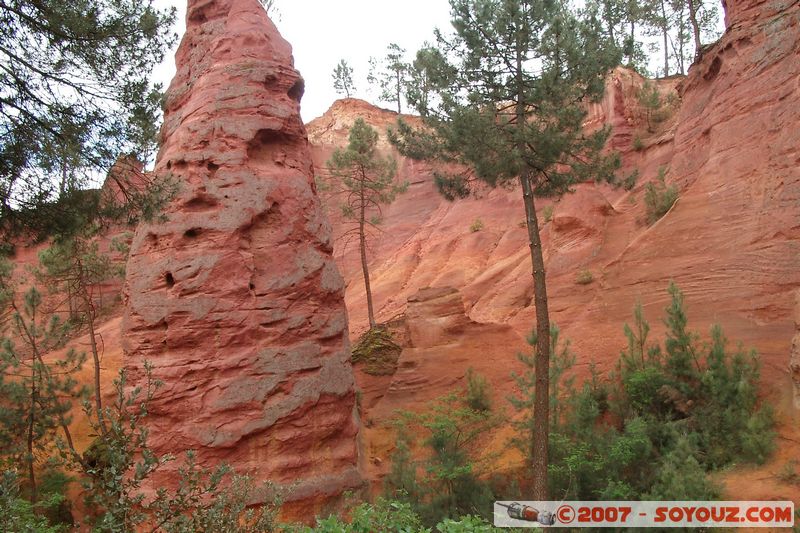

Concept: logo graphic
[[493, 501, 795, 528]]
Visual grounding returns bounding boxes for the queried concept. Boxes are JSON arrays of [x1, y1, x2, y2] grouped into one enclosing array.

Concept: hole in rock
[[165, 272, 175, 288], [247, 129, 292, 161], [288, 79, 305, 102], [207, 161, 219, 173], [184, 228, 201, 239], [704, 56, 722, 81], [184, 193, 219, 212]]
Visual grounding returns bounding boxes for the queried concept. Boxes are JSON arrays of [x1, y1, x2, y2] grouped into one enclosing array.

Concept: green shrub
[[385, 395, 498, 526], [638, 81, 662, 132], [778, 460, 800, 486], [511, 283, 775, 502], [622, 169, 639, 191], [575, 269, 594, 285], [351, 326, 402, 375], [38, 469, 74, 528], [0, 242, 14, 258], [296, 500, 503, 532], [0, 471, 63, 533], [303, 498, 425, 533], [644, 167, 678, 224], [436, 515, 505, 532], [542, 205, 554, 223], [632, 135, 644, 151], [469, 218, 484, 233], [384, 431, 421, 503], [464, 368, 491, 412], [645, 435, 721, 500]]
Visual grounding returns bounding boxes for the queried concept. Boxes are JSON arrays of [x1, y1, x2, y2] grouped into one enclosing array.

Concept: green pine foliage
[[368, 43, 409, 114], [0, 471, 63, 533], [645, 435, 720, 500], [385, 394, 498, 527], [332, 59, 356, 98], [384, 431, 422, 504], [644, 166, 678, 224], [465, 368, 492, 412], [403, 46, 452, 117], [638, 81, 663, 132], [512, 283, 774, 501], [0, 285, 87, 505], [510, 324, 577, 444], [304, 499, 425, 533], [292, 498, 506, 532], [0, 1, 177, 238], [389, 1, 623, 498], [323, 119, 406, 328]]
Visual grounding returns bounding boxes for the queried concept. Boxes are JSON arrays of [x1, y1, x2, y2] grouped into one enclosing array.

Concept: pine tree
[[368, 43, 409, 114], [322, 119, 406, 329], [510, 325, 576, 461], [332, 59, 356, 98], [587, 0, 651, 70], [258, 0, 281, 20], [403, 46, 453, 117], [37, 235, 125, 437], [0, 284, 86, 503], [0, 1, 177, 238], [390, 0, 621, 499]]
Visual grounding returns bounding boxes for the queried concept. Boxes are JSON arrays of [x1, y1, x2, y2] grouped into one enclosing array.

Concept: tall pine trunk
[[687, 0, 702, 61], [516, 28, 551, 500], [395, 71, 402, 114], [27, 360, 37, 503], [520, 173, 551, 500], [77, 252, 108, 436], [359, 182, 376, 328], [628, 20, 636, 65], [87, 306, 107, 435], [660, 0, 670, 76]]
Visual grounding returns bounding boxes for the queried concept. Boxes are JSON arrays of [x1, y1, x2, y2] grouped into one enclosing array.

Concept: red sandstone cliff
[[8, 0, 796, 511], [306, 0, 799, 493], [121, 0, 360, 512]]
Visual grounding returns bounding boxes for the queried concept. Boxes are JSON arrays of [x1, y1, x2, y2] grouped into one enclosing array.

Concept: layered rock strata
[[121, 0, 360, 512]]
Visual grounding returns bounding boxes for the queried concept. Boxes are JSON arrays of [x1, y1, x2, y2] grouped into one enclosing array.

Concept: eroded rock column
[[121, 0, 360, 511]]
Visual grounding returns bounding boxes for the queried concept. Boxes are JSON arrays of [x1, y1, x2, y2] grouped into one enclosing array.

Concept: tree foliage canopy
[[392, 0, 622, 198], [369, 43, 409, 114], [322, 118, 405, 328], [332, 59, 356, 98], [0, 0, 177, 235]]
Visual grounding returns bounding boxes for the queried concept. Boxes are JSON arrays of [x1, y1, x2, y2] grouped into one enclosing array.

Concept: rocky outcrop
[[583, 66, 681, 154], [368, 286, 521, 417], [121, 0, 360, 513]]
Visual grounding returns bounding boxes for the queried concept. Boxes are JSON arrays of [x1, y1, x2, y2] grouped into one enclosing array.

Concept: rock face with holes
[[121, 0, 360, 514]]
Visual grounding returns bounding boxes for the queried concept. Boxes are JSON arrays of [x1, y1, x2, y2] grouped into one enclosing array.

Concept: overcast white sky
[[151, 0, 454, 122]]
